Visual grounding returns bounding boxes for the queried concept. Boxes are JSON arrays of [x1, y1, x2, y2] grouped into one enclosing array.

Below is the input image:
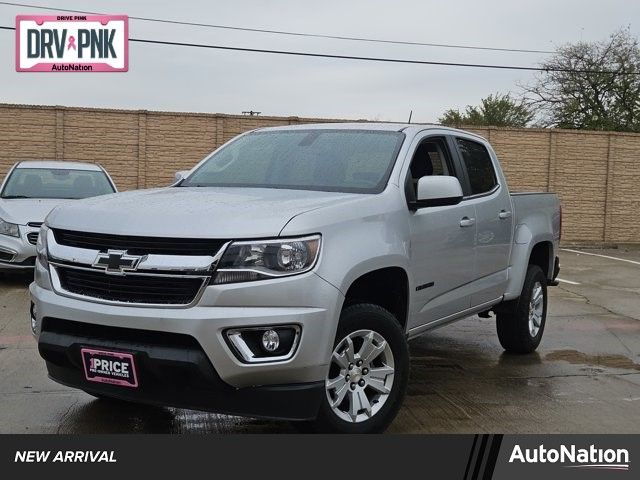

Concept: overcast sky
[[1, 0, 638, 123]]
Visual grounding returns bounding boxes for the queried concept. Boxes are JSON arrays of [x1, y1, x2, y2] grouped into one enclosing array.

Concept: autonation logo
[[509, 444, 630, 471]]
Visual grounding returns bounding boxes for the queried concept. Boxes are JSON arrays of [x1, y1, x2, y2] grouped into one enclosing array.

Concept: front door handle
[[459, 217, 475, 228], [498, 210, 512, 219]]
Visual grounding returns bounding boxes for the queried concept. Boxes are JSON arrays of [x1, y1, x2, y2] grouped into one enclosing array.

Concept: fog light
[[261, 329, 280, 352], [225, 325, 300, 363], [30, 302, 37, 334]]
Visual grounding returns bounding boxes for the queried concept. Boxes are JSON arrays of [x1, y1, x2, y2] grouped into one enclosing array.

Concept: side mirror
[[174, 170, 189, 183], [411, 176, 463, 210]]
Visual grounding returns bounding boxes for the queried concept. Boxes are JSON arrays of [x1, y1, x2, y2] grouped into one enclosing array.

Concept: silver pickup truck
[[30, 124, 561, 433]]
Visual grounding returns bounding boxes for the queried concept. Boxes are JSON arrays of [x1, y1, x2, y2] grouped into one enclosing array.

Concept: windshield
[[180, 129, 405, 193], [1, 168, 115, 199]]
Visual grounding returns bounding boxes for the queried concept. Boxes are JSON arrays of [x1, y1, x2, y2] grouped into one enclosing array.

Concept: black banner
[[0, 434, 635, 479]]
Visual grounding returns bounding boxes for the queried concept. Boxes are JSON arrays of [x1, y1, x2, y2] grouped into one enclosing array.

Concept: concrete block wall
[[1, 103, 639, 244]]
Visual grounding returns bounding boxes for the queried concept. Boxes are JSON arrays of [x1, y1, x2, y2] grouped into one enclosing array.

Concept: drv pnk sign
[[16, 15, 128, 72]]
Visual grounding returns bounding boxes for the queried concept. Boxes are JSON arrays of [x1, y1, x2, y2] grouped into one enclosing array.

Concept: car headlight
[[36, 224, 49, 269], [0, 217, 19, 237], [213, 235, 321, 284]]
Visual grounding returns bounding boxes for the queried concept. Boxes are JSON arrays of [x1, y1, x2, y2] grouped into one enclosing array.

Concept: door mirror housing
[[410, 176, 463, 210], [174, 170, 189, 184]]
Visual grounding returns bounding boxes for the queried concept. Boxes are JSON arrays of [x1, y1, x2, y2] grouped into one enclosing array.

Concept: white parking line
[[557, 278, 581, 285], [561, 248, 640, 267]]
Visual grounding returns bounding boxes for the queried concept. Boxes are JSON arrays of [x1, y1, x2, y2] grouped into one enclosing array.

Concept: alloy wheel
[[325, 329, 395, 423], [528, 281, 544, 337]]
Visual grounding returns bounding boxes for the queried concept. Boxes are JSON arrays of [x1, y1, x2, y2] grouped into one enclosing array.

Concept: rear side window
[[456, 138, 497, 195]]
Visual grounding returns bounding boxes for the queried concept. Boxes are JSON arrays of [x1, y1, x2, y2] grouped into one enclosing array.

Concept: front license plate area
[[81, 348, 139, 388]]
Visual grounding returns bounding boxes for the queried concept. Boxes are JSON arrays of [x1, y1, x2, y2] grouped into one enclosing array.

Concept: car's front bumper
[[0, 225, 39, 270], [30, 265, 344, 391], [38, 318, 325, 420]]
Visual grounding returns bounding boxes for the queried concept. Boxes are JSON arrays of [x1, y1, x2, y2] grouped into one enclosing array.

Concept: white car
[[0, 161, 116, 271]]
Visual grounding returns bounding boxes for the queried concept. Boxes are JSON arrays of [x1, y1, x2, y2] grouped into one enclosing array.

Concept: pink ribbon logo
[[67, 35, 77, 50]]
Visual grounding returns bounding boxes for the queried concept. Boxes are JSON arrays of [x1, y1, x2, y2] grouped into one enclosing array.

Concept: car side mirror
[[174, 170, 189, 183], [410, 176, 463, 210]]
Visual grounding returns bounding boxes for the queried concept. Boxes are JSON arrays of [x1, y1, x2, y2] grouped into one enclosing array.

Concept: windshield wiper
[[1, 195, 31, 199]]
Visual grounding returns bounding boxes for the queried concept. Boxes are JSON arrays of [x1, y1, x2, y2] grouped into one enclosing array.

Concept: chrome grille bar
[[45, 228, 230, 307]]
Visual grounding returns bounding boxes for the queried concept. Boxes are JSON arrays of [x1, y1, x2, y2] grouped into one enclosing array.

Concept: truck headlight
[[213, 235, 321, 284], [36, 224, 49, 269], [0, 217, 19, 237]]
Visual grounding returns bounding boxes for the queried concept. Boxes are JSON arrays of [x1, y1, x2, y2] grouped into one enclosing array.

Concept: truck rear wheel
[[496, 264, 547, 354], [307, 303, 409, 433]]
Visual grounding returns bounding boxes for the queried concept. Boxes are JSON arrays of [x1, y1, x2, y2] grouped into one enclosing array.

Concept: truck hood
[[0, 198, 73, 225], [45, 187, 362, 238]]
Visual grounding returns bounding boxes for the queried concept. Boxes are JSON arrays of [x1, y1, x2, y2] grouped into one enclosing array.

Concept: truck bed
[[511, 192, 561, 237], [502, 191, 561, 300]]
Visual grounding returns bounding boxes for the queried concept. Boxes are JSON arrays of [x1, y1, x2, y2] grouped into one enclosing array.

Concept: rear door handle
[[459, 217, 475, 228], [498, 210, 512, 219]]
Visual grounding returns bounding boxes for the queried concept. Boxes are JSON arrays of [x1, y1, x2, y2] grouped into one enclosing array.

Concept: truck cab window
[[456, 138, 498, 195], [406, 138, 453, 201]]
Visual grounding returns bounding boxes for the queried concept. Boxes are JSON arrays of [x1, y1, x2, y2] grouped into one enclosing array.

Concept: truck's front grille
[[52, 229, 226, 256], [56, 267, 205, 305], [27, 232, 39, 245]]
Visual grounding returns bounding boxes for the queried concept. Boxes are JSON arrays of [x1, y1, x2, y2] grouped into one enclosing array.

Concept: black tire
[[306, 303, 409, 433], [496, 264, 547, 354]]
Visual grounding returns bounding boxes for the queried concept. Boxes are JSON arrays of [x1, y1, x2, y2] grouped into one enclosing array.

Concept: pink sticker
[[81, 347, 138, 388], [16, 15, 128, 72]]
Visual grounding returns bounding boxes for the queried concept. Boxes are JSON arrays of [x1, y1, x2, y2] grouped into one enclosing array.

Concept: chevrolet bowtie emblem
[[92, 250, 143, 275]]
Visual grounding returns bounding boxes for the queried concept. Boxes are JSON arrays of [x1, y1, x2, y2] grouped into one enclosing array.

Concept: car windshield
[[1, 167, 115, 199], [180, 129, 405, 194]]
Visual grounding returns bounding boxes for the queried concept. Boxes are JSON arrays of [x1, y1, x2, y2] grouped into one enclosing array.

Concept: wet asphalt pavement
[[0, 248, 639, 433]]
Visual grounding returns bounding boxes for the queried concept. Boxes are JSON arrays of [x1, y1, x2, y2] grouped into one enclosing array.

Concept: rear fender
[[503, 224, 554, 301]]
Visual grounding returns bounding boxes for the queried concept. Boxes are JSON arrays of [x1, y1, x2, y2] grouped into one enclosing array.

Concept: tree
[[439, 93, 534, 128], [522, 28, 640, 131]]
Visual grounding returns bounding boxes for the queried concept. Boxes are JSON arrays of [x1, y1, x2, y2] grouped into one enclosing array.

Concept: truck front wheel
[[496, 264, 547, 354], [308, 303, 409, 433]]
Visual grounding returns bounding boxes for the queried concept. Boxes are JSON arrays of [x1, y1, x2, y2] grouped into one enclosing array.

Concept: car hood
[[0, 198, 74, 225], [45, 187, 362, 238]]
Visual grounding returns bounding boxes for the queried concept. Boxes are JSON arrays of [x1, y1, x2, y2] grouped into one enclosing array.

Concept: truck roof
[[14, 160, 103, 171], [255, 122, 487, 141]]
